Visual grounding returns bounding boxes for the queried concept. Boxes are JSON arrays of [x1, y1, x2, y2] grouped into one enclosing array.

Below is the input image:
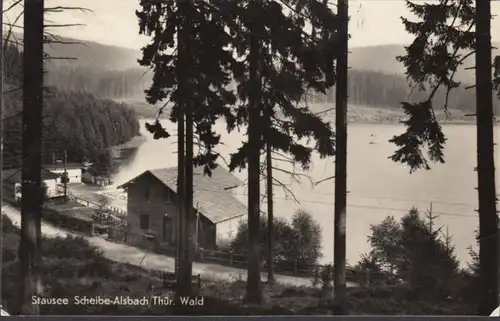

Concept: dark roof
[[119, 165, 246, 224], [43, 163, 83, 170], [2, 168, 61, 183]]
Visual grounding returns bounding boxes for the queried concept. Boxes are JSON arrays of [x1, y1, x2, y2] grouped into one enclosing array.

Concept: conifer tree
[[137, 0, 237, 297], [393, 0, 498, 314], [218, 0, 338, 303]]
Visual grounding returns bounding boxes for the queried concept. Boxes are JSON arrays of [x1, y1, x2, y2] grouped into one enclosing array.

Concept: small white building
[[3, 167, 62, 200], [43, 163, 83, 184]]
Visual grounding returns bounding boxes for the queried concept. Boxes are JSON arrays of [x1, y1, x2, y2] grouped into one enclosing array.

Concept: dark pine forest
[[2, 44, 140, 169]]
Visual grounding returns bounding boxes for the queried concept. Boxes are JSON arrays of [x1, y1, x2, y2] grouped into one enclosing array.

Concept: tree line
[[44, 65, 151, 99], [42, 59, 500, 115], [310, 69, 500, 114]]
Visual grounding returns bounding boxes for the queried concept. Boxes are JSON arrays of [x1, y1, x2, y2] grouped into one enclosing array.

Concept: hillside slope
[[349, 43, 500, 84], [6, 33, 500, 117]]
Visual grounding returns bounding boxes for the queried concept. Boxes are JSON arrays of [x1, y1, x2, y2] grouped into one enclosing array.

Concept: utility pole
[[194, 202, 199, 253], [63, 149, 68, 200], [475, 0, 498, 315], [266, 142, 275, 285], [17, 0, 45, 315], [333, 0, 348, 313]]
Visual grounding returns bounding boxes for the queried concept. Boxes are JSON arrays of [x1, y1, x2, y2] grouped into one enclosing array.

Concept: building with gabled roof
[[2, 167, 62, 201], [117, 165, 246, 250]]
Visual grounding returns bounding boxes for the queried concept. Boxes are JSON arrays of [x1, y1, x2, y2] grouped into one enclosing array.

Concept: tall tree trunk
[[266, 142, 275, 285], [176, 111, 185, 290], [0, 0, 3, 174], [17, 0, 45, 315], [176, 0, 193, 298], [475, 0, 498, 315], [333, 0, 348, 313], [183, 66, 194, 299], [245, 0, 262, 304], [175, 0, 186, 294], [176, 110, 186, 296]]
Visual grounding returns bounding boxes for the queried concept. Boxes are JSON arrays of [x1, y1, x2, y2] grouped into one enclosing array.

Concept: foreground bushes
[[1, 213, 475, 315], [230, 210, 322, 275]]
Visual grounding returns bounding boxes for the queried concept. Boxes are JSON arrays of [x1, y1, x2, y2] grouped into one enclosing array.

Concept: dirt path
[[2, 204, 358, 288]]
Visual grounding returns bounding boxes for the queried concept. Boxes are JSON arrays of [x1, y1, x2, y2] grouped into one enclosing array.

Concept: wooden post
[[229, 252, 233, 266], [293, 259, 298, 275], [363, 268, 370, 287], [194, 202, 200, 253]]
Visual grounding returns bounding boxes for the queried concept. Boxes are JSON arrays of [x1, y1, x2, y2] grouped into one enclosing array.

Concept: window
[[140, 214, 150, 230], [144, 187, 150, 200], [164, 189, 172, 203]]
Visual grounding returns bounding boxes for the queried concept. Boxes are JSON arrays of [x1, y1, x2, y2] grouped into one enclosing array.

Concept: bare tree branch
[[314, 175, 334, 186]]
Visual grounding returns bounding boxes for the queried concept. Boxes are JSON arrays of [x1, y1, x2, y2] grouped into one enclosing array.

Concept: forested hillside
[[6, 34, 498, 118], [309, 69, 499, 114], [348, 43, 500, 84], [38, 35, 498, 116], [2, 44, 140, 169], [42, 34, 152, 99], [44, 65, 151, 98]]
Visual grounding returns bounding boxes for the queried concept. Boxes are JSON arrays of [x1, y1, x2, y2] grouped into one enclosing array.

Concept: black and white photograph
[[1, 0, 500, 316]]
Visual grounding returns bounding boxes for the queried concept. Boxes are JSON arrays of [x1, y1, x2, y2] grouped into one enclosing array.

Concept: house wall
[[126, 174, 218, 250], [13, 178, 59, 199], [44, 179, 59, 198], [215, 215, 245, 248], [126, 173, 179, 244], [50, 168, 82, 183]]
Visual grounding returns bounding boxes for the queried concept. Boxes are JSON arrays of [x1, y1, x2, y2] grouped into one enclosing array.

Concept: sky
[[3, 0, 500, 49]]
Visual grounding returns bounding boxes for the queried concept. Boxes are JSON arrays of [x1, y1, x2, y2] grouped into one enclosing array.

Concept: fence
[[105, 225, 388, 286], [67, 192, 127, 218], [197, 249, 385, 285]]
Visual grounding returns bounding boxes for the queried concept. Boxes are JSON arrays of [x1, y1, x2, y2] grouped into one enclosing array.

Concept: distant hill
[[349, 43, 500, 84], [5, 32, 499, 117], [4, 32, 151, 98], [44, 35, 142, 71]]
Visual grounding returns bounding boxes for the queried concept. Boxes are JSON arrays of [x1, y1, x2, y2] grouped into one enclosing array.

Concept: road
[[2, 204, 358, 288]]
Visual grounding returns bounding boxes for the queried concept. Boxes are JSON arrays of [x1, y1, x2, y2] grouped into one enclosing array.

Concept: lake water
[[112, 118, 500, 267]]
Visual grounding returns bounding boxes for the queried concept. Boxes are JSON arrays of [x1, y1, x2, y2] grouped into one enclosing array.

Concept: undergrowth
[[1, 214, 472, 315]]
